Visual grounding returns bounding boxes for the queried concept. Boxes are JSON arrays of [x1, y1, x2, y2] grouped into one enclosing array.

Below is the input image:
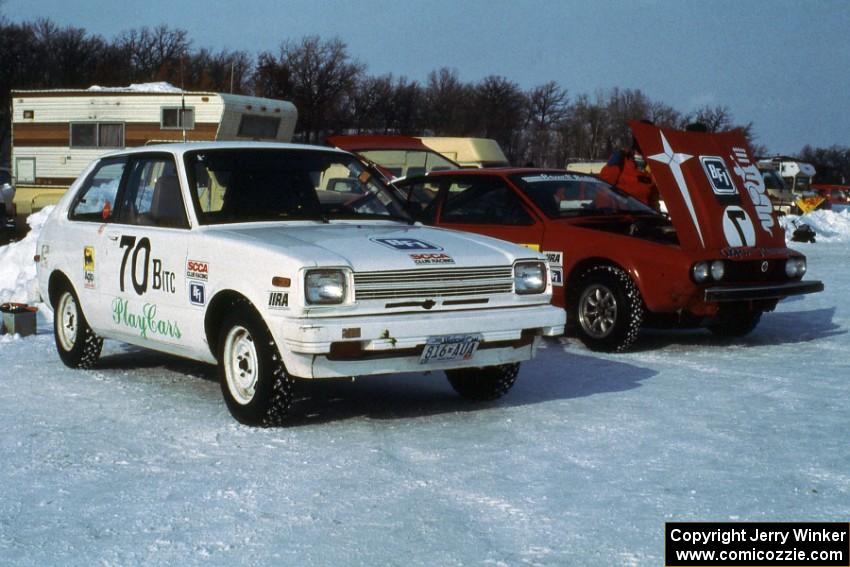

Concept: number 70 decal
[[722, 206, 756, 247]]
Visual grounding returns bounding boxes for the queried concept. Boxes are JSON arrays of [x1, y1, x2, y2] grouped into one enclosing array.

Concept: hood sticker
[[729, 147, 774, 233], [410, 253, 454, 265], [371, 237, 443, 251], [648, 132, 704, 248]]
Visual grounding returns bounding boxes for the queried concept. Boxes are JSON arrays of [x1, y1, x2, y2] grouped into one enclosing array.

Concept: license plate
[[419, 334, 481, 364]]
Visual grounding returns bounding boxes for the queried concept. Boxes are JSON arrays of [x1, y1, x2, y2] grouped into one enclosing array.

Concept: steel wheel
[[56, 291, 79, 350], [578, 284, 618, 339], [223, 325, 259, 405]]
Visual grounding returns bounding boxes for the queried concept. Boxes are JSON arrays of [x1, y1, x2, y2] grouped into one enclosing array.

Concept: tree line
[[1, 17, 847, 182]]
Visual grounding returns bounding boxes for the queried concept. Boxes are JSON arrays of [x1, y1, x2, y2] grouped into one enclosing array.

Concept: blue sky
[[4, 0, 848, 154]]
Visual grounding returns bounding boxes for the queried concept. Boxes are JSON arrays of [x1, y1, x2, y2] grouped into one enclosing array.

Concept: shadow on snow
[[93, 337, 657, 427]]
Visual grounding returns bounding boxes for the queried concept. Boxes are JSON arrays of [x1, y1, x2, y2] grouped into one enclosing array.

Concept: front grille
[[354, 266, 514, 301], [724, 259, 788, 283]]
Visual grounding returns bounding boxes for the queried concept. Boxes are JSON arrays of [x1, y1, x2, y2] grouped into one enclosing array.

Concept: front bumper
[[271, 304, 565, 379], [704, 280, 824, 302]]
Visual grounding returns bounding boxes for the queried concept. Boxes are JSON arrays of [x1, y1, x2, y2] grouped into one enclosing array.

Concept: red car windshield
[[511, 173, 657, 218]]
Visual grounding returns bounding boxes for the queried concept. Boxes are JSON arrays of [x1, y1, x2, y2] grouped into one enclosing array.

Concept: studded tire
[[53, 283, 103, 369], [708, 308, 763, 338], [570, 265, 644, 353], [445, 363, 520, 401], [217, 300, 294, 427]]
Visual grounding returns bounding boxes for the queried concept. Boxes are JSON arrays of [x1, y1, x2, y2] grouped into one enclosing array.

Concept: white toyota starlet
[[36, 142, 565, 425]]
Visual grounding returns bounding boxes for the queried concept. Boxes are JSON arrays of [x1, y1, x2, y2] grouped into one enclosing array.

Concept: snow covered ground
[[0, 215, 848, 566]]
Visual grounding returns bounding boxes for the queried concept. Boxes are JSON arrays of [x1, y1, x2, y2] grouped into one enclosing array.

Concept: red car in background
[[335, 124, 824, 352], [811, 184, 850, 212]]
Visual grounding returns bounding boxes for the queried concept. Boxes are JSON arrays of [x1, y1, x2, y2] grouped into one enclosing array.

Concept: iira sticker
[[410, 252, 455, 265], [268, 291, 289, 310], [543, 250, 563, 266], [371, 237, 443, 251]]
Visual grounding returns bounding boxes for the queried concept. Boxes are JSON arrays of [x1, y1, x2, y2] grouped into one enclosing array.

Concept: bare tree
[[525, 81, 568, 166], [116, 25, 191, 83], [471, 75, 526, 163]]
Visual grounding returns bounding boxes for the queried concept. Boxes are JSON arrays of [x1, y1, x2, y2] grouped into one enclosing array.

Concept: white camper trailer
[[11, 84, 297, 220]]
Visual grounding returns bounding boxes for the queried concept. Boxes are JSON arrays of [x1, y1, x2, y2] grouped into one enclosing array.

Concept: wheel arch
[[47, 270, 77, 308], [565, 257, 643, 304], [204, 289, 263, 359]]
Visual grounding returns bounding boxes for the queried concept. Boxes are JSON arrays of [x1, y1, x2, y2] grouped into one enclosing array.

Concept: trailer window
[[237, 115, 280, 139], [70, 123, 125, 148], [161, 107, 195, 130]]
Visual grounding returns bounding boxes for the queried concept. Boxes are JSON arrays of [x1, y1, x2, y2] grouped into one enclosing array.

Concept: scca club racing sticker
[[186, 260, 209, 281], [370, 237, 443, 251], [410, 253, 455, 265], [84, 246, 96, 289], [268, 291, 289, 310]]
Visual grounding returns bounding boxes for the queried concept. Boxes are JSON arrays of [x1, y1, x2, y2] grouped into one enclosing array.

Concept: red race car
[[337, 124, 825, 352]]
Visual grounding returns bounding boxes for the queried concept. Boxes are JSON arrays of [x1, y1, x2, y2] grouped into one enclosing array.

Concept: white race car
[[36, 142, 565, 425]]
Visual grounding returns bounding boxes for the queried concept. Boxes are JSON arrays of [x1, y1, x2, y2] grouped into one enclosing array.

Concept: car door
[[64, 157, 129, 332], [432, 175, 545, 250], [98, 153, 194, 351]]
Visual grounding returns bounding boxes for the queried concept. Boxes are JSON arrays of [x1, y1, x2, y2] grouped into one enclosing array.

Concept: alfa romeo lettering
[[118, 236, 176, 295]]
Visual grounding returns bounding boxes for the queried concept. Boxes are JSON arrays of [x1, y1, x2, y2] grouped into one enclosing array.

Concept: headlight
[[305, 269, 348, 304], [785, 257, 807, 278], [692, 261, 710, 283], [514, 261, 546, 294], [710, 260, 725, 281]]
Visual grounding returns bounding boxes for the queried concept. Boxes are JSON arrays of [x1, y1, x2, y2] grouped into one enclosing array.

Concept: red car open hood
[[327, 135, 433, 153], [630, 121, 786, 253]]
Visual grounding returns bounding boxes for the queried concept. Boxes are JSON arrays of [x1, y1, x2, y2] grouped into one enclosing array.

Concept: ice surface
[[0, 211, 847, 566]]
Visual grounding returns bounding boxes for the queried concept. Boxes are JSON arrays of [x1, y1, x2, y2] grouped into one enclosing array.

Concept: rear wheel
[[218, 301, 294, 426], [445, 363, 520, 401], [53, 284, 103, 369], [708, 309, 762, 337], [570, 265, 644, 352]]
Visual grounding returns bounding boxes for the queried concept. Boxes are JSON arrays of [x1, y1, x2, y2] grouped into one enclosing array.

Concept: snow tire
[[217, 299, 294, 427], [445, 363, 520, 401], [53, 284, 103, 369], [570, 265, 644, 353]]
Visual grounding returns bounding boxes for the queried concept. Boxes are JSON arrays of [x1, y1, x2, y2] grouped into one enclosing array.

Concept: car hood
[[630, 121, 787, 253], [204, 221, 532, 272]]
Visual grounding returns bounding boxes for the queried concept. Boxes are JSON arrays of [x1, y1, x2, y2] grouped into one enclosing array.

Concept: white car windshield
[[185, 149, 411, 224]]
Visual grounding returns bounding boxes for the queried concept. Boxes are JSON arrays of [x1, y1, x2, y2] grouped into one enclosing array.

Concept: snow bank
[[87, 82, 183, 93], [0, 207, 53, 306], [781, 209, 850, 243]]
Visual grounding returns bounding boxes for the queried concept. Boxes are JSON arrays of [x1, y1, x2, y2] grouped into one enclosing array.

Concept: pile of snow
[[780, 209, 850, 243], [87, 82, 182, 93], [0, 207, 53, 306]]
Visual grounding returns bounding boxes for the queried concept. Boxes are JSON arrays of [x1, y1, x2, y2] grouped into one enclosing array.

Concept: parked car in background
[[812, 184, 850, 212], [36, 142, 564, 425], [390, 122, 824, 352], [0, 166, 15, 235], [327, 135, 461, 181]]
